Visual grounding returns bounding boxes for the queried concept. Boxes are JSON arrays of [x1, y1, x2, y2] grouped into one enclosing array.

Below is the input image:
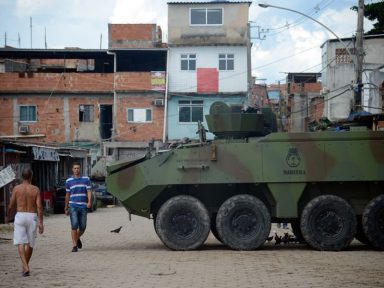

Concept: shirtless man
[[5, 168, 44, 277]]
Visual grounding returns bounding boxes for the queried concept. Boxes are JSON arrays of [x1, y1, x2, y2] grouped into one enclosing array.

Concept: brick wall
[[289, 82, 321, 94], [108, 24, 161, 49], [0, 97, 13, 137], [0, 93, 164, 144], [309, 97, 325, 122], [0, 71, 163, 144], [116, 96, 164, 142], [0, 73, 113, 92], [0, 72, 155, 93], [116, 72, 152, 91]]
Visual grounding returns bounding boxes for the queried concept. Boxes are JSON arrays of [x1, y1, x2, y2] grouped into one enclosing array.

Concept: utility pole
[[249, 24, 269, 40], [354, 0, 364, 111]]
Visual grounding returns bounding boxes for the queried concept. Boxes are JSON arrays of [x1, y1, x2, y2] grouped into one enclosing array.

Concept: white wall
[[168, 46, 248, 93], [322, 36, 384, 120], [168, 3, 250, 46]]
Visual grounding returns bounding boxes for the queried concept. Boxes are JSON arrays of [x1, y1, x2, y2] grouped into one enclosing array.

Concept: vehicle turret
[[205, 101, 277, 138]]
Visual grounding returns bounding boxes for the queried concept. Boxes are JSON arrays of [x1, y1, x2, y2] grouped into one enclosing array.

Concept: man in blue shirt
[[65, 162, 91, 252]]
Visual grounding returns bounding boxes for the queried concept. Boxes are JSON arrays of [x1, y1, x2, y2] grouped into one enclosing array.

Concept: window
[[19, 105, 37, 122], [127, 108, 152, 123], [190, 8, 223, 25], [335, 48, 355, 64], [219, 54, 234, 71], [79, 105, 94, 122], [181, 54, 196, 71], [178, 100, 204, 123]]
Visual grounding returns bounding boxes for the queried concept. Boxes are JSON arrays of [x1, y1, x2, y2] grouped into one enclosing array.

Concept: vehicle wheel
[[355, 216, 368, 245], [300, 195, 356, 251], [210, 213, 223, 243], [155, 195, 210, 250], [362, 194, 384, 250], [290, 219, 306, 244], [216, 194, 271, 250]]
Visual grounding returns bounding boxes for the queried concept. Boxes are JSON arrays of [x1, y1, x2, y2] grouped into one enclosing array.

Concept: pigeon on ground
[[266, 235, 274, 242], [274, 233, 282, 245], [110, 226, 123, 233]]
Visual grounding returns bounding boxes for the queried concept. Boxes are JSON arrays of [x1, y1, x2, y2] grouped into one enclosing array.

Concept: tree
[[352, 1, 384, 35]]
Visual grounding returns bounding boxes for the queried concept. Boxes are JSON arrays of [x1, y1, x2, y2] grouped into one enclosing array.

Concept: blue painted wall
[[167, 95, 248, 141]]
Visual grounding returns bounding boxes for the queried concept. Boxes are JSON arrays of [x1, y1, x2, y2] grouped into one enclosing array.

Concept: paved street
[[1, 206, 383, 288]]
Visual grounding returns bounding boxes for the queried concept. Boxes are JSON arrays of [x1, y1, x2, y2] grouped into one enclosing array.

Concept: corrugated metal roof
[[168, 1, 252, 5], [320, 33, 384, 48]]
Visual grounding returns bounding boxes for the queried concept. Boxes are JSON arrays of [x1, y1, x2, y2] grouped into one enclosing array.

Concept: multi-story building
[[285, 73, 322, 132], [166, 1, 252, 141], [321, 34, 384, 120], [0, 24, 167, 221], [0, 24, 167, 155]]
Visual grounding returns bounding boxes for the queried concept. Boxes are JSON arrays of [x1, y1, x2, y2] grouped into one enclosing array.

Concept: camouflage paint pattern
[[107, 130, 384, 218]]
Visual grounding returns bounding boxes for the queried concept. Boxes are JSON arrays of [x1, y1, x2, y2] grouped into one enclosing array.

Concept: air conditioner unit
[[19, 125, 29, 134], [154, 99, 164, 106]]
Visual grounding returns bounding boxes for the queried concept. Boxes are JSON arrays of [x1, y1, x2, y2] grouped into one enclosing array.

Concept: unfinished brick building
[[0, 24, 167, 216]]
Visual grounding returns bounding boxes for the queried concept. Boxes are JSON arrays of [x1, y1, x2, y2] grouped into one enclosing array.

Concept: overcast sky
[[0, 0, 375, 84]]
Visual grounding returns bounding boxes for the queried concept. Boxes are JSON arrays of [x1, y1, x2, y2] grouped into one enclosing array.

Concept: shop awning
[[32, 146, 59, 161]]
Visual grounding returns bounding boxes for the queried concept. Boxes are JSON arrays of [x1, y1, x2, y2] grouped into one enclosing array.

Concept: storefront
[[0, 140, 89, 222]]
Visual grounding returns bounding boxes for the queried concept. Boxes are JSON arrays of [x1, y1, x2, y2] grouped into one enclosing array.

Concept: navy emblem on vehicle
[[286, 147, 301, 167]]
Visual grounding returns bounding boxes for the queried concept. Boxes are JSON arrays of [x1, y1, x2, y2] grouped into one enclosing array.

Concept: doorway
[[99, 105, 112, 140]]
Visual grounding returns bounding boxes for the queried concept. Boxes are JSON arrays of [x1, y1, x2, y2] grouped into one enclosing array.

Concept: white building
[[321, 35, 384, 120], [166, 1, 252, 141]]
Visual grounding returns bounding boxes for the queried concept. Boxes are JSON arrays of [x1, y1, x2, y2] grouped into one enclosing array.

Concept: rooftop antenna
[[4, 32, 6, 47], [30, 16, 32, 48], [18, 32, 20, 48], [100, 33, 102, 49], [45, 27, 47, 49]]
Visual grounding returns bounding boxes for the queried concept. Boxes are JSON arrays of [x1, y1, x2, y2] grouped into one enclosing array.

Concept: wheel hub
[[231, 210, 257, 236], [316, 210, 343, 236], [171, 212, 197, 237]]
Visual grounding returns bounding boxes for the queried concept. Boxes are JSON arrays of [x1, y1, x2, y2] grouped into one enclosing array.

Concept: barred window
[[335, 48, 355, 64]]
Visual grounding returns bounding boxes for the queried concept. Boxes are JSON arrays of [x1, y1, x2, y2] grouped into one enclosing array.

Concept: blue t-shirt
[[65, 176, 91, 208]]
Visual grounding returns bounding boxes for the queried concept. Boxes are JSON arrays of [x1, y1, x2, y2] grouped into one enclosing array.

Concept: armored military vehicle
[[106, 102, 384, 251]]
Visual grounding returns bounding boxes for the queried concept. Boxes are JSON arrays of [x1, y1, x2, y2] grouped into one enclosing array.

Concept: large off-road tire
[[210, 213, 223, 243], [300, 195, 356, 251], [216, 194, 271, 250], [155, 195, 210, 251], [362, 194, 384, 250]]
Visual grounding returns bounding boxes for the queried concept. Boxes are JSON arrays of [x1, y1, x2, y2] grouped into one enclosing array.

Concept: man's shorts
[[69, 206, 87, 231], [13, 212, 38, 248]]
